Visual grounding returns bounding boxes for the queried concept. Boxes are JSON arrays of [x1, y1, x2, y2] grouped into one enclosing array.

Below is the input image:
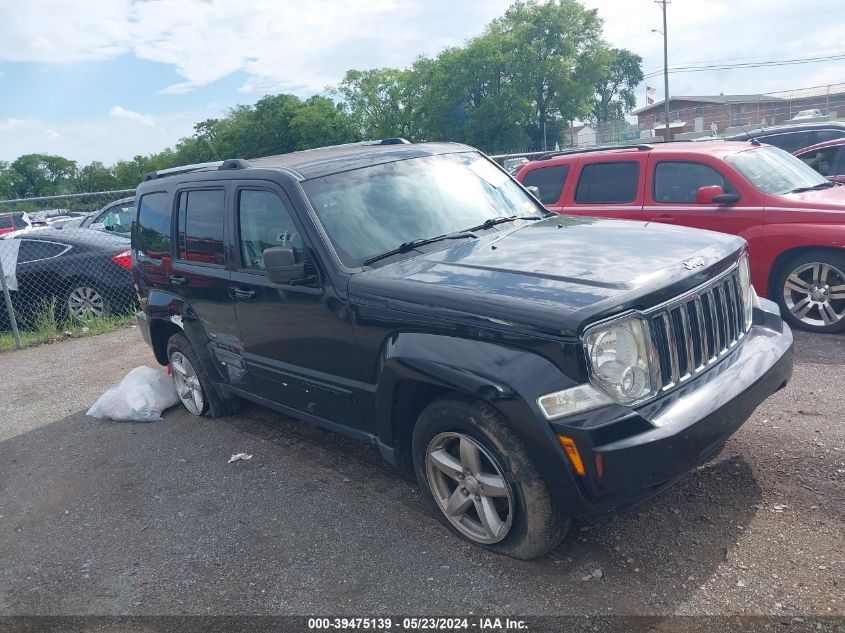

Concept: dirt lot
[[0, 327, 842, 616]]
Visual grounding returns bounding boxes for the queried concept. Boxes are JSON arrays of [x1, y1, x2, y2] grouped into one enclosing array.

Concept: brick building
[[634, 84, 845, 139]]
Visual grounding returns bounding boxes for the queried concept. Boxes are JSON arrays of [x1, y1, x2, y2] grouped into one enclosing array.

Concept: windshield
[[725, 145, 829, 195], [301, 152, 543, 267]]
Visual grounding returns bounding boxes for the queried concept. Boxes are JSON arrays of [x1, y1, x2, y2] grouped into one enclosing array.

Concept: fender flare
[[372, 332, 587, 511]]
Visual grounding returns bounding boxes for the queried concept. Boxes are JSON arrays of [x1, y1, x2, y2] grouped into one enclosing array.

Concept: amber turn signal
[[557, 435, 585, 476]]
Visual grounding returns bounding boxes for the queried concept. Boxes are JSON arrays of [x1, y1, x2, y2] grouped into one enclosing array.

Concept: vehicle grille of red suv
[[648, 265, 750, 390]]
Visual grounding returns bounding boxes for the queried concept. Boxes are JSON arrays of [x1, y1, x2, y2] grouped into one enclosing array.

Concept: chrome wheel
[[170, 351, 204, 415], [782, 262, 845, 328], [67, 286, 105, 320], [425, 432, 514, 544]]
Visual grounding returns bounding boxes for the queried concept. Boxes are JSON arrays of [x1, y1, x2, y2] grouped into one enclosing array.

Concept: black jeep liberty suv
[[133, 141, 793, 559]]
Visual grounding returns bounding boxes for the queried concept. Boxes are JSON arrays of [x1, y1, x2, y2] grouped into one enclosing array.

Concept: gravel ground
[[0, 326, 842, 616]]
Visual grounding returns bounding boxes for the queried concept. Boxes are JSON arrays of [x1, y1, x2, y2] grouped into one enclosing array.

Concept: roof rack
[[143, 159, 254, 181], [535, 144, 652, 161]]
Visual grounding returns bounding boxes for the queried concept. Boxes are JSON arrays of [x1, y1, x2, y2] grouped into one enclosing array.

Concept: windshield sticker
[[469, 158, 509, 189]]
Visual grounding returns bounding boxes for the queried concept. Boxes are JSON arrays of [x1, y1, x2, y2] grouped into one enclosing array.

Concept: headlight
[[738, 254, 754, 331], [584, 317, 658, 404]]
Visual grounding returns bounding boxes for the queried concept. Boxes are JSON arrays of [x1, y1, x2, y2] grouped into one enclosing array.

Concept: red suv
[[516, 141, 845, 333]]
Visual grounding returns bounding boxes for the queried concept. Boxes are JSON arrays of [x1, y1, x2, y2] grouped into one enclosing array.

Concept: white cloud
[[109, 105, 155, 126], [0, 0, 132, 63], [0, 0, 511, 95], [0, 117, 34, 131], [0, 112, 200, 164]]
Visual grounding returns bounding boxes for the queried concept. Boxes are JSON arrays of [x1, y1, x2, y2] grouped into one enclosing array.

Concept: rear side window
[[17, 239, 71, 264], [137, 192, 170, 258], [654, 161, 735, 203], [176, 189, 225, 266], [575, 161, 639, 204], [0, 216, 11, 229], [522, 165, 570, 204]]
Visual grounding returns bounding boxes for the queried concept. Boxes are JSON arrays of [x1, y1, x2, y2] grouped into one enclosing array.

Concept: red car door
[[558, 155, 644, 220], [642, 154, 764, 264]]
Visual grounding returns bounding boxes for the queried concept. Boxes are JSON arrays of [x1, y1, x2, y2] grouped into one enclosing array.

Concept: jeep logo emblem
[[683, 256, 706, 271]]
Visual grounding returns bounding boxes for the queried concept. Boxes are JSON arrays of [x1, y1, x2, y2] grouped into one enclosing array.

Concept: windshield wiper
[[465, 215, 542, 232], [362, 232, 476, 266], [788, 181, 837, 193]]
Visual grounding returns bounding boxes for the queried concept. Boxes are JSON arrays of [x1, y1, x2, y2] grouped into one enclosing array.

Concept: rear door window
[[136, 192, 170, 259], [0, 216, 11, 229], [653, 161, 736, 203], [574, 161, 639, 204], [522, 165, 570, 204], [176, 189, 226, 266]]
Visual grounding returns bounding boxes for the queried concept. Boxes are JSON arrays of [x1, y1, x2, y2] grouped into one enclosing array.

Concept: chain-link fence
[[0, 190, 137, 350]]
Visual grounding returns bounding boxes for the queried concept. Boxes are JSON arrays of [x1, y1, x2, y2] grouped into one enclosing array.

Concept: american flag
[[647, 86, 656, 95]]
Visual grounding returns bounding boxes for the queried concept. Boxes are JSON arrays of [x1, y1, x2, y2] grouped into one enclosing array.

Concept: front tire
[[412, 396, 568, 560], [775, 251, 845, 333], [166, 333, 237, 418]]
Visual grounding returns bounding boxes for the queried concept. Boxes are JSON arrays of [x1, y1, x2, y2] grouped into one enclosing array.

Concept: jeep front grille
[[648, 266, 749, 390]]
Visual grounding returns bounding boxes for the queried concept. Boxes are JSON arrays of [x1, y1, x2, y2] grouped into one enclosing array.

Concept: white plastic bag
[[87, 366, 179, 422]]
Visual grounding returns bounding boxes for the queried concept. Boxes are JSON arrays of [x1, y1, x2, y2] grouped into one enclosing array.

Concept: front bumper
[[551, 298, 793, 515]]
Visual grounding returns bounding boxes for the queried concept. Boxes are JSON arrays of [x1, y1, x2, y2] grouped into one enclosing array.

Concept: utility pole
[[656, 0, 671, 141]]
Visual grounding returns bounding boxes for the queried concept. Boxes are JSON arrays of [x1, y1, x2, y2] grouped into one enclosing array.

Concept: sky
[[0, 0, 842, 165]]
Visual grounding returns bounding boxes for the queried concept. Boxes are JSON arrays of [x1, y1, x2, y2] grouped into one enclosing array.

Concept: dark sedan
[[1, 228, 135, 326]]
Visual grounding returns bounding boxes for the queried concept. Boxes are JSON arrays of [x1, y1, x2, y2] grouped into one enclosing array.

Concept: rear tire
[[775, 251, 845, 333], [64, 282, 111, 321], [166, 333, 240, 418], [412, 396, 568, 560]]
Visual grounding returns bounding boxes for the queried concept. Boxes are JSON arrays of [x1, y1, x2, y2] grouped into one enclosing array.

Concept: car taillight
[[112, 249, 132, 269]]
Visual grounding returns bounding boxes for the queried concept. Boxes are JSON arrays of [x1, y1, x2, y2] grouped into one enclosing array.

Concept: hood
[[777, 184, 845, 211], [349, 216, 745, 337]]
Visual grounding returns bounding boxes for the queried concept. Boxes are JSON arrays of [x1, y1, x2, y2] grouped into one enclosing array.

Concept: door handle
[[169, 275, 187, 285], [232, 287, 256, 300]]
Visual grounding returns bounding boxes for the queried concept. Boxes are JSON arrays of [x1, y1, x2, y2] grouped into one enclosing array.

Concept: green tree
[[72, 161, 118, 193], [5, 154, 77, 197], [291, 96, 358, 149], [0, 161, 13, 200], [494, 0, 607, 149], [335, 68, 419, 140], [591, 48, 644, 122]]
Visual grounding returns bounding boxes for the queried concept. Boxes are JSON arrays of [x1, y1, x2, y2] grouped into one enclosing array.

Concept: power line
[[642, 49, 845, 76], [642, 53, 845, 79]]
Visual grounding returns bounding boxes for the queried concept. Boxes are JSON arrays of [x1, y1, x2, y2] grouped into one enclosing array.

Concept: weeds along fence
[[0, 190, 137, 350]]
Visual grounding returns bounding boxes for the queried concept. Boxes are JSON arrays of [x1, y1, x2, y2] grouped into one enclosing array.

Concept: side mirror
[[525, 185, 541, 199], [263, 246, 305, 284], [695, 185, 739, 205]]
